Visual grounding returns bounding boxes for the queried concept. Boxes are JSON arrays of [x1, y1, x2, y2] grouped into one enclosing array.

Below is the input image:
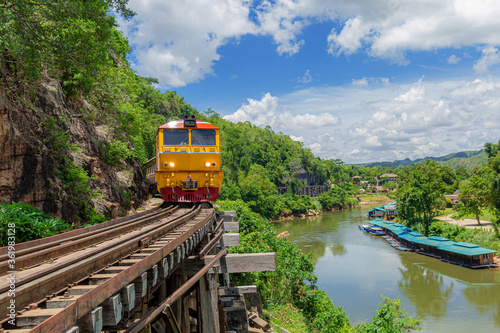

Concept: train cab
[[154, 116, 223, 202]]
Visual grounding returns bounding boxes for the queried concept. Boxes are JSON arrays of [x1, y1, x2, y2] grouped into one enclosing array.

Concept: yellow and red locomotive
[[144, 116, 223, 202]]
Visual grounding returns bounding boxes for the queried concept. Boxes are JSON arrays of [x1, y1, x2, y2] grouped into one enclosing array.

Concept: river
[[273, 205, 500, 332]]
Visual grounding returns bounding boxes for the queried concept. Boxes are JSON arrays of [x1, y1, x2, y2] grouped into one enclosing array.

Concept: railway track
[[0, 203, 220, 333]]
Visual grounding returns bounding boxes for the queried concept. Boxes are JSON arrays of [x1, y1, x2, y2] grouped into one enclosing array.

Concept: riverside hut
[[398, 232, 427, 250], [437, 242, 497, 268], [415, 236, 453, 257]]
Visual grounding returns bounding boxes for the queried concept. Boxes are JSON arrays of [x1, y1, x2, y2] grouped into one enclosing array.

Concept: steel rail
[[27, 207, 215, 333], [0, 204, 166, 256], [125, 248, 228, 333], [0, 206, 203, 319], [0, 205, 178, 273], [198, 228, 224, 259]]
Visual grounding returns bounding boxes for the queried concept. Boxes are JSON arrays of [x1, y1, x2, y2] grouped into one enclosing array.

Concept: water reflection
[[273, 207, 500, 332], [463, 285, 500, 328], [398, 259, 454, 319]]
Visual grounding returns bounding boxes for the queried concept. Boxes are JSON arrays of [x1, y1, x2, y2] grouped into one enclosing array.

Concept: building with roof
[[366, 221, 497, 268]]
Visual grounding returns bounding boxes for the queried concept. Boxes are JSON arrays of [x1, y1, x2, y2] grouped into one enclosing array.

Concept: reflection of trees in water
[[329, 243, 346, 256], [274, 213, 346, 261], [463, 285, 500, 329], [398, 261, 454, 319]]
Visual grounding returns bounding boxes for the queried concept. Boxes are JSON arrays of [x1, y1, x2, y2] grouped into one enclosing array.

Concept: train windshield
[[191, 130, 216, 145], [163, 129, 189, 145]]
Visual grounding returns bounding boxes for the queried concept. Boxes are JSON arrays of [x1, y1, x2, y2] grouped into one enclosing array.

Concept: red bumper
[[160, 187, 219, 202]]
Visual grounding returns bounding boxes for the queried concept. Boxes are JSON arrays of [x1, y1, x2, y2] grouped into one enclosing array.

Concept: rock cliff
[[0, 77, 149, 223]]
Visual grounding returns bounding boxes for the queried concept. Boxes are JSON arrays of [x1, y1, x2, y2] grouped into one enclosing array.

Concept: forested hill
[[355, 149, 487, 169], [0, 2, 343, 223]]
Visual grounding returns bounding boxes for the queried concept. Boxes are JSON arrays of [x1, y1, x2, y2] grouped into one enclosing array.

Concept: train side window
[[191, 130, 216, 145], [163, 129, 189, 145]]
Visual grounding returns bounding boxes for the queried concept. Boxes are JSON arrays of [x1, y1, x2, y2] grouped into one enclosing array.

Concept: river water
[[273, 205, 500, 332]]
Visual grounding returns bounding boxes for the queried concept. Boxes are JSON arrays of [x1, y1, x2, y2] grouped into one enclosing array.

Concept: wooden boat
[[359, 225, 385, 236]]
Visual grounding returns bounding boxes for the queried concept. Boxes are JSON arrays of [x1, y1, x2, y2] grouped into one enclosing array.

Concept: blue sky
[[117, 0, 500, 164]]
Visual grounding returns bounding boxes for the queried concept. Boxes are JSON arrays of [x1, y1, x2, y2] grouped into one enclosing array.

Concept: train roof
[[159, 119, 219, 130]]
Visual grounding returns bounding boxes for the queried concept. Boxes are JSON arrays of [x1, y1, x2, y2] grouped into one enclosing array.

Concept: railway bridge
[[0, 204, 275, 333], [276, 185, 331, 197]]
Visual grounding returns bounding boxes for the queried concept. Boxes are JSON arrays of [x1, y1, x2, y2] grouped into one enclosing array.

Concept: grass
[[435, 208, 454, 216], [264, 304, 309, 333], [451, 208, 496, 222], [359, 194, 391, 202]]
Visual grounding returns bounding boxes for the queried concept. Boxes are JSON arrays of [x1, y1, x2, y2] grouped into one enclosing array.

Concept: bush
[[0, 202, 70, 246], [429, 220, 500, 254]]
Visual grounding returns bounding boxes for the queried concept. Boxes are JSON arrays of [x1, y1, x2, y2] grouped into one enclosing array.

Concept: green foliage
[[0, 202, 70, 246], [396, 160, 447, 235], [238, 164, 280, 218], [319, 187, 358, 211], [42, 117, 103, 223], [265, 304, 310, 333], [354, 297, 422, 333], [0, 0, 134, 93], [103, 140, 132, 165], [454, 171, 491, 224]]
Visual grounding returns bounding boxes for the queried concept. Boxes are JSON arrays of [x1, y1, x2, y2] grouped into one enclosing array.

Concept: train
[[143, 116, 224, 202]]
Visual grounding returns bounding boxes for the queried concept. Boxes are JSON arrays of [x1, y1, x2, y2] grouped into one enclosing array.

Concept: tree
[[0, 0, 135, 93], [396, 160, 446, 235], [454, 172, 490, 225], [484, 140, 500, 238]]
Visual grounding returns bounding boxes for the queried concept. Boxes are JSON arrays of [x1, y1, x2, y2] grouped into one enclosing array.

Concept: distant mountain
[[354, 149, 487, 169]]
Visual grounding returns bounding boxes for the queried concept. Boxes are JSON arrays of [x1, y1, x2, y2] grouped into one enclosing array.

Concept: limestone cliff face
[[0, 78, 149, 222]]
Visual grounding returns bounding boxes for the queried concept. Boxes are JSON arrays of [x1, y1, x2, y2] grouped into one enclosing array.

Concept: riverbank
[[435, 213, 494, 230]]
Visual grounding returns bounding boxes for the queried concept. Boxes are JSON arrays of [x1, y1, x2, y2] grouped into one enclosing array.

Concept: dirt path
[[435, 213, 494, 230]]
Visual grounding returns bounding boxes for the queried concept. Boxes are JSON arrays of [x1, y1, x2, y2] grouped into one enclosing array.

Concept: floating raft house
[[368, 220, 497, 268]]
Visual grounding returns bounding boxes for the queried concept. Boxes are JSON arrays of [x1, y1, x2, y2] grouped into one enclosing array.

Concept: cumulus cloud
[[223, 92, 339, 131], [473, 47, 500, 74], [448, 54, 461, 64], [328, 0, 500, 64], [117, 0, 500, 87], [344, 77, 500, 162], [117, 0, 257, 87]]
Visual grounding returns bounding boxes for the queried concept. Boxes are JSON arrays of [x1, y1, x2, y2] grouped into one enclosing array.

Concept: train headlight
[[170, 162, 175, 167], [205, 162, 210, 167], [163, 162, 175, 168]]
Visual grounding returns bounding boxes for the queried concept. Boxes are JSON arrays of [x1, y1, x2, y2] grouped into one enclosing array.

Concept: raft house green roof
[[398, 232, 427, 243], [414, 235, 453, 247], [367, 217, 497, 259], [437, 242, 497, 256]]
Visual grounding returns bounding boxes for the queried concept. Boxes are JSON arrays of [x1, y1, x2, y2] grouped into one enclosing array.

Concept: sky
[[116, 0, 500, 164]]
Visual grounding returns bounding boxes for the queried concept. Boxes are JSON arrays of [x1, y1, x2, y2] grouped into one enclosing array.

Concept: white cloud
[[328, 0, 500, 64], [327, 16, 373, 55], [223, 92, 339, 131], [448, 54, 461, 64], [289, 135, 304, 142], [298, 69, 313, 84], [232, 77, 500, 163], [117, 0, 257, 87], [343, 77, 500, 162], [352, 77, 390, 86], [118, 1, 500, 87], [473, 47, 500, 74], [352, 77, 369, 86]]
